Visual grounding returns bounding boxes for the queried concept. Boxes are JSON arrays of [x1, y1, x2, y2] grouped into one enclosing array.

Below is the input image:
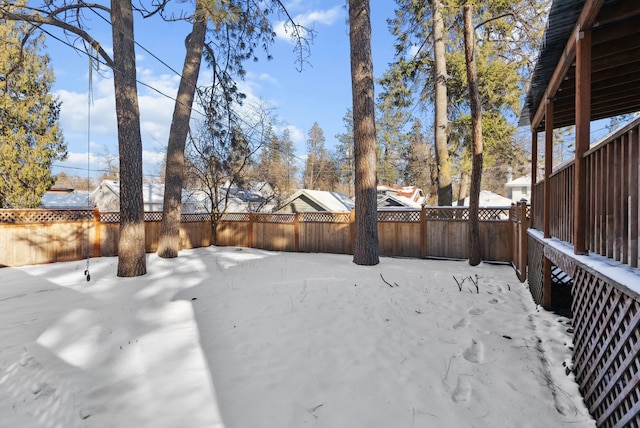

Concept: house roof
[[505, 175, 532, 188], [281, 189, 354, 212], [92, 181, 202, 205], [41, 191, 93, 209], [457, 190, 514, 207], [519, 0, 640, 130], [377, 194, 422, 209]]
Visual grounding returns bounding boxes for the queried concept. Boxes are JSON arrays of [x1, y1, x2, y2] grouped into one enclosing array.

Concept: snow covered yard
[[0, 247, 596, 427]]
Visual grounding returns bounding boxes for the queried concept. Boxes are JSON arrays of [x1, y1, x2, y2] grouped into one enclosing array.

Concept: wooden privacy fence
[[0, 209, 211, 267], [215, 206, 515, 262], [0, 205, 522, 268]]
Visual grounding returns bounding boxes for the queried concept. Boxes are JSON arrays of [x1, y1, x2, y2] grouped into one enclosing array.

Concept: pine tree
[[304, 122, 336, 191], [388, 0, 547, 204], [0, 18, 66, 208], [334, 109, 355, 197], [349, 0, 379, 266]]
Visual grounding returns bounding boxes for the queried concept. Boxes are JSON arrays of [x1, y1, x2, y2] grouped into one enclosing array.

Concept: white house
[[41, 189, 93, 209], [456, 190, 515, 207], [90, 181, 207, 213], [505, 175, 531, 202]]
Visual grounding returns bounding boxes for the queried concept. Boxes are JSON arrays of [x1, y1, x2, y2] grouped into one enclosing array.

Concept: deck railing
[[532, 117, 640, 269], [529, 116, 640, 426]]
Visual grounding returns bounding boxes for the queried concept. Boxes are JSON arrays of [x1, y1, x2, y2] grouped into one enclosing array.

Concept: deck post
[[544, 98, 553, 239], [630, 129, 639, 267], [519, 202, 528, 283], [531, 130, 538, 227], [574, 28, 591, 255]]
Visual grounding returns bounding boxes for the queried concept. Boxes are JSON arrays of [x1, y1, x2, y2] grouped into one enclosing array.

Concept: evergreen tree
[[403, 118, 437, 203], [334, 109, 355, 197], [0, 17, 66, 208], [376, 82, 410, 186], [388, 0, 547, 204], [303, 122, 336, 190], [253, 127, 298, 206]]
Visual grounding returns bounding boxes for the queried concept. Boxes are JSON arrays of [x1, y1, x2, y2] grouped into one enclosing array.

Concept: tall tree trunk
[[463, 4, 483, 266], [111, 0, 146, 277], [433, 0, 452, 206], [457, 167, 470, 205], [157, 2, 207, 258], [348, 0, 379, 266]]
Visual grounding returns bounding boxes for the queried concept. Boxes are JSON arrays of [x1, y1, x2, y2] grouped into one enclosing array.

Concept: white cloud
[[274, 5, 343, 42], [279, 124, 305, 146], [258, 73, 279, 86], [54, 65, 180, 179]]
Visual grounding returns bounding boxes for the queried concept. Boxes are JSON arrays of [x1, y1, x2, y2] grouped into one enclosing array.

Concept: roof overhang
[[519, 0, 640, 131]]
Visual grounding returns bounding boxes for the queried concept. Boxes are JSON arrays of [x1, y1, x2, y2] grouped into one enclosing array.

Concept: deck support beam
[[574, 29, 591, 255]]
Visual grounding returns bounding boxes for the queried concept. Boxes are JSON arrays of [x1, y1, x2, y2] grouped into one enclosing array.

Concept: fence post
[[248, 212, 254, 248], [420, 204, 427, 258], [518, 201, 528, 283], [294, 212, 300, 252], [93, 208, 101, 258]]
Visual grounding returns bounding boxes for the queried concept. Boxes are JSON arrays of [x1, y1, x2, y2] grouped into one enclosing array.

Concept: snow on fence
[[1, 206, 517, 268]]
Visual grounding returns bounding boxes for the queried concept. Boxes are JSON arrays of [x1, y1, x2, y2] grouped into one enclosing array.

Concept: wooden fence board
[[299, 222, 351, 254], [1, 207, 518, 267]]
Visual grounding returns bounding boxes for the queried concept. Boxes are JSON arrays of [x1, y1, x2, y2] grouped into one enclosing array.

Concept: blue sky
[[44, 2, 398, 180]]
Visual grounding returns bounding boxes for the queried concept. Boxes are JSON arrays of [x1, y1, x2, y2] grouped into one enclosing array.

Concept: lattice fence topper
[[300, 212, 351, 223], [98, 212, 213, 223], [0, 209, 95, 224], [181, 213, 212, 223], [425, 207, 469, 220], [219, 212, 250, 222], [377, 210, 420, 222], [145, 212, 163, 222], [253, 213, 295, 223], [99, 212, 120, 223]]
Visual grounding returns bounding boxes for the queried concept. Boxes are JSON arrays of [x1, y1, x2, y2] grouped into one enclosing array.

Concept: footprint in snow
[[452, 376, 472, 403], [463, 339, 484, 363], [468, 307, 485, 316], [488, 297, 501, 304], [453, 318, 469, 329]]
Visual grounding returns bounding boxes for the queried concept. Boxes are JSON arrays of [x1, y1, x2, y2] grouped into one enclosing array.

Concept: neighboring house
[[90, 180, 207, 213], [377, 184, 426, 206], [455, 190, 514, 220], [219, 181, 277, 212], [277, 189, 354, 213], [505, 175, 531, 202], [377, 193, 423, 209], [456, 190, 514, 207], [41, 189, 93, 209]]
